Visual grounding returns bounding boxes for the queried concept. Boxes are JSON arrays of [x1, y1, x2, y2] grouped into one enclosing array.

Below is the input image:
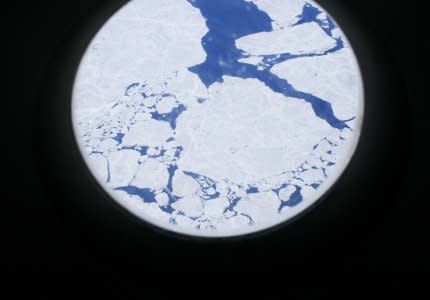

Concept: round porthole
[[71, 0, 364, 238]]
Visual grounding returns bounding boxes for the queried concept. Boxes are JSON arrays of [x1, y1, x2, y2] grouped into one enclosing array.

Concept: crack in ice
[[74, 0, 361, 235]]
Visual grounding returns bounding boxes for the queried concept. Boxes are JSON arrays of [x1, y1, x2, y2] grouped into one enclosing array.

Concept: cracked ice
[[72, 0, 363, 237]]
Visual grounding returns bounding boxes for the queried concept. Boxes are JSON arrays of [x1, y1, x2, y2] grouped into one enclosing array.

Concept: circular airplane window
[[72, 0, 364, 238]]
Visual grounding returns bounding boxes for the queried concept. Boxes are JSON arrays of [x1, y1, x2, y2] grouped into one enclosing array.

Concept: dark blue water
[[241, 213, 255, 225], [119, 145, 149, 156], [161, 164, 181, 214], [115, 164, 183, 214], [310, 183, 320, 189], [273, 184, 303, 212], [187, 0, 350, 130], [112, 133, 124, 144], [150, 103, 187, 130], [183, 170, 221, 200], [294, 3, 336, 36], [124, 82, 140, 96], [115, 185, 157, 203], [223, 195, 242, 215], [246, 186, 259, 194]]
